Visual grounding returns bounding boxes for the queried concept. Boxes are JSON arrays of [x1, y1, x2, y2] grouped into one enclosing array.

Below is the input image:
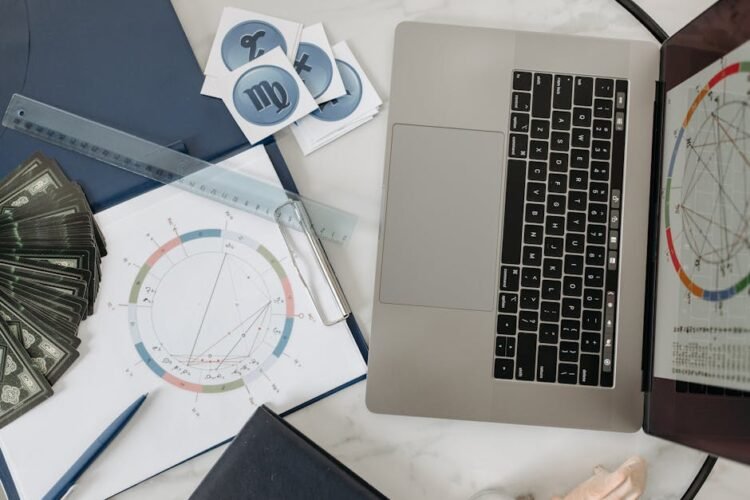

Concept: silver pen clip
[[275, 199, 351, 326]]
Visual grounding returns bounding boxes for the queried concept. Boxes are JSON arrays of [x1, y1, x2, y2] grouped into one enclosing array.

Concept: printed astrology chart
[[654, 40, 750, 390], [0, 147, 367, 500]]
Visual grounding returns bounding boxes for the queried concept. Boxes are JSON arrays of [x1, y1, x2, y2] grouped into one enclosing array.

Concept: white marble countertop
[[116, 0, 750, 498]]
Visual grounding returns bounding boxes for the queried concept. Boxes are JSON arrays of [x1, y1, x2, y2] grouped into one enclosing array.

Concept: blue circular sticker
[[312, 60, 362, 122], [221, 21, 287, 71], [232, 65, 299, 126], [293, 42, 333, 99]]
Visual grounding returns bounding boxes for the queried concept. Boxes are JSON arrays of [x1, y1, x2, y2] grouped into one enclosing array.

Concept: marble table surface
[[116, 0, 749, 498]]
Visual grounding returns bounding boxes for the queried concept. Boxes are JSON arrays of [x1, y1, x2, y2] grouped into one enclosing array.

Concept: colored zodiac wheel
[[665, 61, 750, 301], [128, 229, 294, 392]]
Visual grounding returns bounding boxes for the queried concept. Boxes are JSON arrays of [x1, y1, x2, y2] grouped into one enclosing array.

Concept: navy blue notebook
[[0, 1, 368, 497]]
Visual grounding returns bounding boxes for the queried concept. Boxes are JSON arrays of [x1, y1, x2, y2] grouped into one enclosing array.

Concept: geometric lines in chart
[[665, 61, 750, 302]]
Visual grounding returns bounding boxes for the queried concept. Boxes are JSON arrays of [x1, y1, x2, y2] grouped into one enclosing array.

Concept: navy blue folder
[[0, 1, 368, 497]]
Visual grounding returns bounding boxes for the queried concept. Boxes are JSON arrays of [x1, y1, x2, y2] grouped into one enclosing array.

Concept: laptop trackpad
[[379, 124, 504, 312]]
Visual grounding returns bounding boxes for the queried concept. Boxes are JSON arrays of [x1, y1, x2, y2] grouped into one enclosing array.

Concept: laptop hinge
[[641, 79, 666, 394]]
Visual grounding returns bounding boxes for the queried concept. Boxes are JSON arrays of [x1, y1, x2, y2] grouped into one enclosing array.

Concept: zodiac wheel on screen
[[664, 61, 750, 302], [127, 228, 295, 393]]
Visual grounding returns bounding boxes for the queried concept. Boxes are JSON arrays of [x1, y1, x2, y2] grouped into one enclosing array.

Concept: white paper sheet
[[652, 39, 750, 391], [0, 146, 367, 499]]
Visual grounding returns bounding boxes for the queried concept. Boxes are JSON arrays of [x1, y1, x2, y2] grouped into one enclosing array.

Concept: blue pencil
[[43, 393, 149, 500]]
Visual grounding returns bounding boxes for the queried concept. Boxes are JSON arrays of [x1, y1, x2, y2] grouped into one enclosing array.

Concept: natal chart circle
[[665, 61, 750, 301], [128, 229, 294, 393]]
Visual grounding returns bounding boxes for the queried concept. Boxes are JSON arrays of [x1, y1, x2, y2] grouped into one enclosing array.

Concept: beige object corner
[[553, 456, 647, 500]]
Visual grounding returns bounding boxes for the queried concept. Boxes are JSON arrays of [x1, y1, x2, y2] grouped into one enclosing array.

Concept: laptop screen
[[646, 0, 750, 464]]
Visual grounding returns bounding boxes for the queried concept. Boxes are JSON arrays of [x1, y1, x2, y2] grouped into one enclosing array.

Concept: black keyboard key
[[521, 267, 541, 288], [550, 132, 570, 151], [506, 337, 516, 357], [571, 128, 591, 148], [528, 161, 547, 181], [530, 119, 550, 139], [498, 292, 519, 313], [525, 203, 545, 224], [573, 107, 592, 127], [591, 161, 610, 181], [519, 311, 539, 332], [512, 91, 531, 111], [567, 211, 586, 232], [595, 78, 614, 97], [513, 71, 532, 91], [592, 119, 612, 139], [510, 113, 530, 132], [552, 110, 572, 130], [559, 342, 579, 362], [543, 258, 563, 279], [523, 245, 543, 267], [545, 216, 565, 236], [583, 288, 603, 310], [562, 298, 581, 318], [587, 224, 607, 244], [500, 266, 520, 291], [539, 323, 559, 344], [564, 255, 584, 275], [542, 279, 561, 300], [565, 233, 585, 253], [548, 174, 567, 193], [581, 332, 601, 353], [509, 134, 528, 158], [553, 75, 573, 109], [570, 149, 589, 169], [544, 236, 564, 257], [516, 333, 537, 380], [592, 140, 611, 160], [574, 77, 593, 106], [524, 224, 543, 245], [558, 363, 578, 384], [594, 98, 613, 118], [526, 182, 546, 202], [520, 289, 540, 310], [532, 73, 552, 118], [585, 267, 604, 287], [582, 310, 601, 331], [494, 357, 514, 379], [547, 195, 566, 215], [586, 245, 606, 266], [589, 182, 608, 202], [570, 170, 588, 190], [537, 345, 558, 382], [563, 276, 582, 297], [561, 319, 580, 339], [501, 160, 526, 264], [529, 140, 549, 160], [496, 335, 510, 356], [580, 354, 600, 385], [549, 153, 568, 172], [497, 314, 517, 335], [568, 191, 587, 211], [588, 204, 608, 223], [540, 301, 560, 322]]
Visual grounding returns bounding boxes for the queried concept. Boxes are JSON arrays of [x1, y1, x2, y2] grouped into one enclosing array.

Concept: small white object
[[201, 7, 303, 98], [215, 47, 318, 144]]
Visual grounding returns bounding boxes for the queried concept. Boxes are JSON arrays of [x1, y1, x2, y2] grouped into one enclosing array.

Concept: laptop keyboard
[[495, 71, 628, 388]]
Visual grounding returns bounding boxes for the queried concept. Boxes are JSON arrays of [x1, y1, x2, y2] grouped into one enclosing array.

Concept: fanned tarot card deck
[[0, 152, 104, 427]]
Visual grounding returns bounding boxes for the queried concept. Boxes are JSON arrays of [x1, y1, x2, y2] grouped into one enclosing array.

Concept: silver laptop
[[366, 21, 660, 432]]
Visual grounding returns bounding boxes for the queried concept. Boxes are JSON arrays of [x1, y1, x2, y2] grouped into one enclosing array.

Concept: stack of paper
[[200, 8, 381, 153]]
